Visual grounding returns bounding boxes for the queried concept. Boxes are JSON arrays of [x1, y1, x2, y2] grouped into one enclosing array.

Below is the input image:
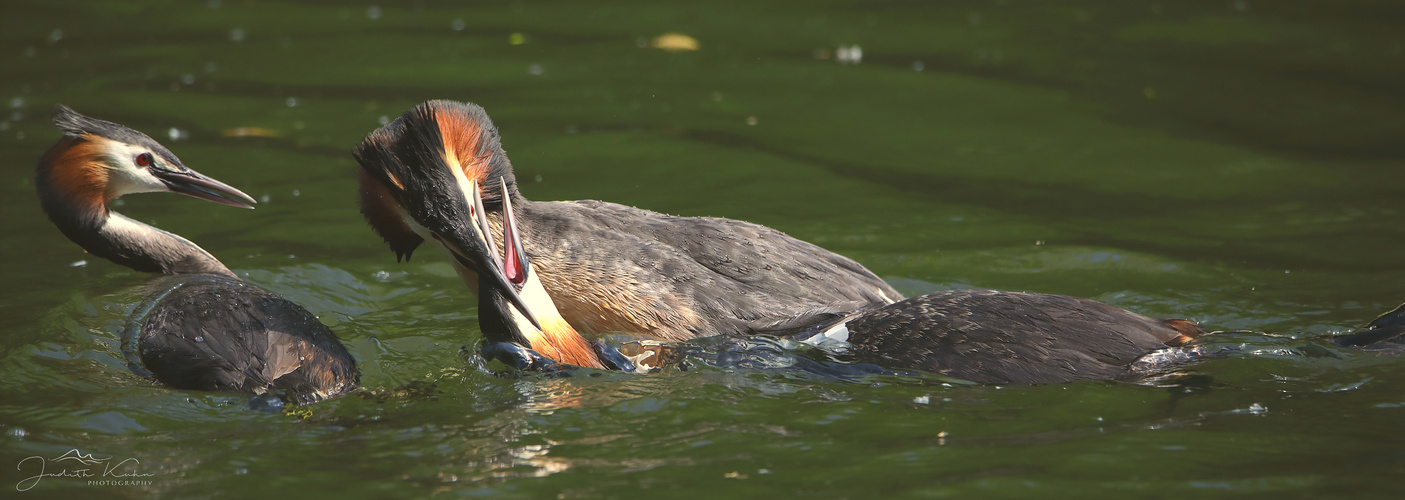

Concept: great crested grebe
[[355, 100, 902, 342], [355, 115, 1209, 382], [354, 118, 621, 369], [425, 184, 1209, 383], [36, 105, 357, 403]]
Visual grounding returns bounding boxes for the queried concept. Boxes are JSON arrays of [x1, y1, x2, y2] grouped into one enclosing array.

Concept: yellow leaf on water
[[651, 33, 699, 51], [222, 127, 281, 138]]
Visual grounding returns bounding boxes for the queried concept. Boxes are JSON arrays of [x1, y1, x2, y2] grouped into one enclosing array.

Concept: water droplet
[[260, 194, 271, 203], [378, 115, 389, 125], [912, 395, 930, 404], [11, 428, 26, 438], [70, 260, 87, 267], [292, 189, 300, 196], [9, 97, 24, 108], [234, 468, 247, 475], [0, 122, 8, 131], [372, 270, 390, 281], [204, 61, 218, 73], [745, 116, 758, 126], [168, 127, 188, 141], [48, 29, 63, 43], [451, 18, 465, 31], [912, 60, 924, 72], [194, 336, 205, 342], [366, 5, 382, 19], [285, 97, 298, 107], [230, 28, 245, 42], [23, 46, 36, 57], [528, 63, 544, 75], [207, 0, 221, 8]]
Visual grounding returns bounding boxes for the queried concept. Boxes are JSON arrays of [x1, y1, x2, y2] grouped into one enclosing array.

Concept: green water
[[2, 0, 1403, 497]]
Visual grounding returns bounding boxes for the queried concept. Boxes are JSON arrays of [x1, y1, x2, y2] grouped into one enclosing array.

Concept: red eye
[[135, 153, 153, 167]]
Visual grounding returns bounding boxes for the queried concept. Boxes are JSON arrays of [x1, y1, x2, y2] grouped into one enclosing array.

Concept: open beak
[[151, 168, 258, 209], [438, 179, 542, 331], [500, 178, 529, 287]]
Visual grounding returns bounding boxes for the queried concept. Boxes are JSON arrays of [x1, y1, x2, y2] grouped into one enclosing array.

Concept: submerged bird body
[[133, 274, 357, 400], [356, 100, 900, 341], [807, 289, 1206, 384], [37, 106, 356, 403], [1334, 302, 1405, 349]]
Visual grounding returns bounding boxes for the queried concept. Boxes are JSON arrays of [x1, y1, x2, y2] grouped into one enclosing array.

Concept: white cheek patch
[[102, 142, 168, 197]]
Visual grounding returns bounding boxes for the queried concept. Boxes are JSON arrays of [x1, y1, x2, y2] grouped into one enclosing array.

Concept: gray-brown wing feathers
[[524, 199, 900, 338]]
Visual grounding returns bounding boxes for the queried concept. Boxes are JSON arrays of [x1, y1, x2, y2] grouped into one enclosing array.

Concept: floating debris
[[222, 127, 281, 138], [836, 45, 863, 64], [650, 33, 699, 51]]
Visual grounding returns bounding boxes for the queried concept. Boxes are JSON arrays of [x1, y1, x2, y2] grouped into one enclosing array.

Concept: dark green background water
[[2, 1, 1402, 498]]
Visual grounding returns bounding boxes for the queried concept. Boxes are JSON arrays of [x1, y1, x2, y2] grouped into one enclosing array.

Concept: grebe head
[[353, 104, 539, 330], [36, 105, 258, 276], [40, 105, 256, 215], [353, 100, 518, 263]]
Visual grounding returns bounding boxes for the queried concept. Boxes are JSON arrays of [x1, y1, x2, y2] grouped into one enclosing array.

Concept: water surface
[[1, 1, 1402, 498]]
